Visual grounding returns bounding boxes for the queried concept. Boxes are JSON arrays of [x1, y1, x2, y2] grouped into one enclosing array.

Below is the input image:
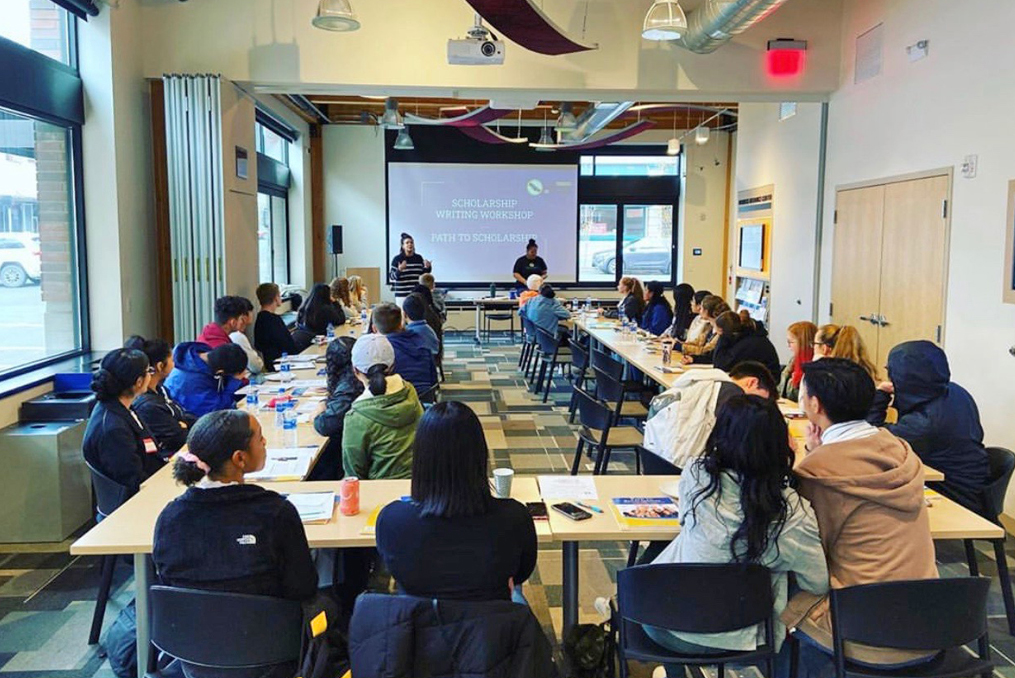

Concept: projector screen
[[387, 163, 579, 284]]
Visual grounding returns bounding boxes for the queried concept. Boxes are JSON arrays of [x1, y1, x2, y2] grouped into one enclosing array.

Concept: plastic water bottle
[[489, 283, 497, 298], [585, 295, 592, 313], [360, 309, 367, 325], [280, 353, 293, 383], [274, 397, 287, 429], [282, 403, 298, 447], [326, 323, 335, 340], [245, 391, 258, 409]]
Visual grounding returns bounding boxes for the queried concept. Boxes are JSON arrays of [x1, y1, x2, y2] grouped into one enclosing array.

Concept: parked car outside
[[591, 237, 671, 275], [0, 233, 41, 287]]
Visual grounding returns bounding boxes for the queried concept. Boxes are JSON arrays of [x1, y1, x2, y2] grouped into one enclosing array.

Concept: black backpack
[[562, 620, 616, 678]]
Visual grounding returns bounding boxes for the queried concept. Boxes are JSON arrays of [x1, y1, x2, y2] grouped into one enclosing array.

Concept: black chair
[[533, 327, 571, 403], [483, 308, 516, 343], [592, 365, 649, 427], [616, 563, 775, 678], [85, 461, 131, 645], [821, 577, 992, 678], [567, 341, 594, 424], [627, 447, 683, 566], [519, 317, 540, 381], [292, 327, 315, 353], [149, 586, 303, 671], [417, 382, 441, 408], [591, 347, 653, 401], [570, 387, 643, 475]]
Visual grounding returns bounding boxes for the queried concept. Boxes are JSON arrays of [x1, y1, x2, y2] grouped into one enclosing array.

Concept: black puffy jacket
[[707, 325, 781, 379], [868, 340, 989, 512], [349, 593, 556, 678]]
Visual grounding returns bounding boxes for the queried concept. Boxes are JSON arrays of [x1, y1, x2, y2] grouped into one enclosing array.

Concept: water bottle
[[245, 391, 258, 409], [280, 353, 293, 383], [489, 283, 497, 298], [274, 397, 287, 429], [282, 403, 298, 447], [326, 323, 335, 340], [585, 295, 592, 313], [360, 309, 367, 325]]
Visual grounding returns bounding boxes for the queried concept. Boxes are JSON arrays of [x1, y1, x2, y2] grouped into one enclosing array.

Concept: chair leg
[[594, 443, 609, 475], [571, 439, 585, 475], [992, 538, 1015, 635], [534, 360, 548, 395], [965, 539, 980, 576], [542, 357, 557, 403], [717, 663, 724, 678], [88, 554, 116, 645], [765, 656, 775, 678], [626, 541, 640, 568], [788, 635, 800, 678]]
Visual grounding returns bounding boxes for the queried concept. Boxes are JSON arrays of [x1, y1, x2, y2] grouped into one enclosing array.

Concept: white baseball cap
[[351, 334, 395, 372]]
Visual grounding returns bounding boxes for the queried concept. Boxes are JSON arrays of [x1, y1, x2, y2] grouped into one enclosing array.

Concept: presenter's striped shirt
[[389, 253, 432, 298]]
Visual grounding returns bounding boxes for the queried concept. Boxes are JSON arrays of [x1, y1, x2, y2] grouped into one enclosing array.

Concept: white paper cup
[[492, 468, 515, 499]]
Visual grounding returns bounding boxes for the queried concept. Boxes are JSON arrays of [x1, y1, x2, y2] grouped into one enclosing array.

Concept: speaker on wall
[[330, 225, 343, 254]]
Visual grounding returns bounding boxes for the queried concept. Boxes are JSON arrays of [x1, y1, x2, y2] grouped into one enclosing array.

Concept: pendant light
[[556, 102, 577, 131], [312, 0, 360, 31], [666, 109, 680, 156], [393, 127, 414, 150], [642, 0, 687, 41], [535, 109, 554, 151], [380, 98, 403, 128], [695, 123, 710, 145]]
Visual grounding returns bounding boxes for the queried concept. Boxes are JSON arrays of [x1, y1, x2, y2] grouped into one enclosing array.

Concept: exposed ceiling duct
[[558, 102, 634, 144], [676, 0, 792, 54]]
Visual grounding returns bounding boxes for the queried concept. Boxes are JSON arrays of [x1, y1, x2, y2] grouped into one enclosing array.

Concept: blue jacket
[[868, 340, 989, 512], [639, 301, 674, 336], [405, 319, 439, 356], [386, 331, 437, 395], [164, 342, 245, 418], [519, 295, 569, 336], [349, 593, 556, 678]]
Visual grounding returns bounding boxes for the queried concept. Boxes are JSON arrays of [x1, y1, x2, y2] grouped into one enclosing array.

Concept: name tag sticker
[[143, 438, 158, 454], [236, 534, 257, 545]]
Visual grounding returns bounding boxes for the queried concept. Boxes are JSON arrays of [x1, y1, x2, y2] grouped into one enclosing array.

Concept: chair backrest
[[573, 387, 615, 432], [618, 563, 772, 634], [829, 577, 989, 651], [292, 328, 314, 353], [570, 341, 590, 372], [150, 586, 303, 669], [535, 327, 561, 354], [418, 383, 440, 406], [521, 316, 537, 339], [636, 446, 683, 475], [592, 366, 625, 405], [981, 447, 1015, 521], [84, 460, 130, 518], [591, 348, 625, 382]]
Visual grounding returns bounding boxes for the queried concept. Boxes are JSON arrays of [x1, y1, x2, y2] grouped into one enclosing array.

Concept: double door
[[831, 174, 950, 367]]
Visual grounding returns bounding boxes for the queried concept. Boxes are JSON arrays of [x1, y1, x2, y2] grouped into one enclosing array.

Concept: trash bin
[[19, 373, 96, 422]]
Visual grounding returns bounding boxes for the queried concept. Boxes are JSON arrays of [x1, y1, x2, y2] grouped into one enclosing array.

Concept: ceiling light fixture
[[666, 109, 680, 156], [535, 109, 554, 151], [556, 102, 577, 131], [393, 127, 414, 150], [312, 0, 360, 31], [380, 98, 403, 128], [642, 0, 687, 41], [695, 124, 711, 145]]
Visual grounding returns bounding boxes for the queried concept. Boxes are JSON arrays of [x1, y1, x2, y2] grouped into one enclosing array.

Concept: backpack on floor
[[101, 599, 137, 678], [562, 620, 616, 678]]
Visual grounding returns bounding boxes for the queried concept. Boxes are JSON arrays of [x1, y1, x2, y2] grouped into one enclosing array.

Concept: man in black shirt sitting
[[253, 282, 297, 371]]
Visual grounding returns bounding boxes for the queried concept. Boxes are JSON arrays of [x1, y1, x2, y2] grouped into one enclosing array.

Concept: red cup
[[340, 477, 360, 516]]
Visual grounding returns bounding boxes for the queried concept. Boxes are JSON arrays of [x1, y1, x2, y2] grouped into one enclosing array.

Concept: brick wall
[[29, 1, 68, 64]]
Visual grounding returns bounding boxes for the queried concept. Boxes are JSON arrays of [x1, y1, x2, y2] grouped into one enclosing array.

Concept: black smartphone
[[552, 502, 593, 521], [526, 502, 549, 521]]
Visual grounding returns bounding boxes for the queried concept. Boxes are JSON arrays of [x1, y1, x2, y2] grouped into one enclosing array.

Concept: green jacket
[[341, 377, 423, 480]]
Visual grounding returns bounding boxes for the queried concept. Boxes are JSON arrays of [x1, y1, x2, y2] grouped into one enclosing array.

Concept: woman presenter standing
[[512, 239, 548, 292], [389, 232, 432, 305]]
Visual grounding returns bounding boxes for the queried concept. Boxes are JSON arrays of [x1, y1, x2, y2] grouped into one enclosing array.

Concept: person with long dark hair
[[682, 290, 711, 346], [689, 310, 780, 378], [297, 283, 345, 335], [83, 348, 163, 494], [154, 410, 316, 678], [665, 283, 695, 340], [310, 336, 363, 480], [376, 401, 537, 601], [639, 280, 673, 336], [125, 335, 196, 456], [389, 232, 432, 302], [645, 396, 827, 669]]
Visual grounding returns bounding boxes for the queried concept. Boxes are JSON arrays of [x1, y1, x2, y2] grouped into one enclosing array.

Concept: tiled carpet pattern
[[1, 333, 1014, 678]]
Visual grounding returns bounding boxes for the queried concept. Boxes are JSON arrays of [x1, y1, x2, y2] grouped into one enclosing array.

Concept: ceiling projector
[[448, 17, 505, 65]]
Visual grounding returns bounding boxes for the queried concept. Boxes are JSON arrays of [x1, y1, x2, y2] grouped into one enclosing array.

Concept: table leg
[[134, 554, 151, 678], [991, 539, 1015, 635], [563, 541, 579, 635], [475, 303, 481, 345]]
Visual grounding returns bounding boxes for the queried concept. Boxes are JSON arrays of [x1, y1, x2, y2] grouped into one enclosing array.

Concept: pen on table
[[575, 501, 603, 514]]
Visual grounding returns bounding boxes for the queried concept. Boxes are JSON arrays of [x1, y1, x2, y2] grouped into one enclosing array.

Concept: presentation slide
[[387, 163, 578, 283]]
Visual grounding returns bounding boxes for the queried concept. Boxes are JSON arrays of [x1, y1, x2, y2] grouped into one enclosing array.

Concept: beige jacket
[[783, 429, 938, 665]]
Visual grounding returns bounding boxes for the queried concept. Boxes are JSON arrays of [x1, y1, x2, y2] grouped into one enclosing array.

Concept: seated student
[[519, 283, 570, 337], [665, 283, 695, 340], [828, 325, 878, 381], [376, 401, 537, 602], [681, 295, 729, 359], [645, 396, 827, 670], [777, 321, 817, 401], [312, 337, 364, 480], [409, 283, 444, 340], [228, 297, 264, 375], [682, 290, 711, 346], [639, 281, 673, 336], [253, 282, 297, 370], [197, 296, 248, 348], [348, 274, 369, 312], [342, 333, 423, 480], [689, 310, 781, 378], [298, 283, 345, 335], [83, 348, 163, 494], [784, 358, 938, 674], [153, 410, 316, 678], [616, 276, 645, 323], [371, 302, 437, 395], [402, 293, 440, 356], [164, 342, 248, 418], [330, 276, 358, 319], [643, 361, 778, 471], [518, 274, 543, 309], [419, 272, 446, 321], [868, 340, 989, 513], [812, 323, 839, 359], [125, 335, 196, 456]]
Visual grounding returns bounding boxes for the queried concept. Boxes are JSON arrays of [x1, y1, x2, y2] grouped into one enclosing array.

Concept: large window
[[621, 205, 674, 282], [0, 4, 86, 377], [257, 190, 289, 284], [579, 205, 618, 282], [256, 122, 288, 165]]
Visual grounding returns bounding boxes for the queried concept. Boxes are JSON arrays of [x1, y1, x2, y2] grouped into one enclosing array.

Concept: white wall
[[734, 102, 824, 361], [818, 0, 1015, 506]]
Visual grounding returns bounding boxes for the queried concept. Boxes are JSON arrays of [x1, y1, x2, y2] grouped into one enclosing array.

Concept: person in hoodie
[[868, 340, 989, 513], [125, 335, 196, 457], [688, 310, 780, 378], [196, 295, 249, 348], [646, 396, 828, 673], [154, 410, 316, 678], [783, 358, 938, 675], [519, 283, 571, 337], [164, 342, 248, 418], [341, 333, 423, 480], [311, 336, 364, 480], [639, 281, 673, 336], [371, 302, 437, 396]]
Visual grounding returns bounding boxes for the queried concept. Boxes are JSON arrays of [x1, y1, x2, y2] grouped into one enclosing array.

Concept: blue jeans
[[643, 627, 730, 678]]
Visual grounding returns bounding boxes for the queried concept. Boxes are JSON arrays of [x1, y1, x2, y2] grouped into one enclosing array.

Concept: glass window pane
[[270, 195, 288, 284], [0, 0, 72, 66], [257, 192, 271, 282], [0, 109, 82, 373], [260, 126, 288, 165], [621, 204, 673, 282], [578, 204, 618, 283], [593, 155, 678, 177], [579, 156, 594, 176]]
